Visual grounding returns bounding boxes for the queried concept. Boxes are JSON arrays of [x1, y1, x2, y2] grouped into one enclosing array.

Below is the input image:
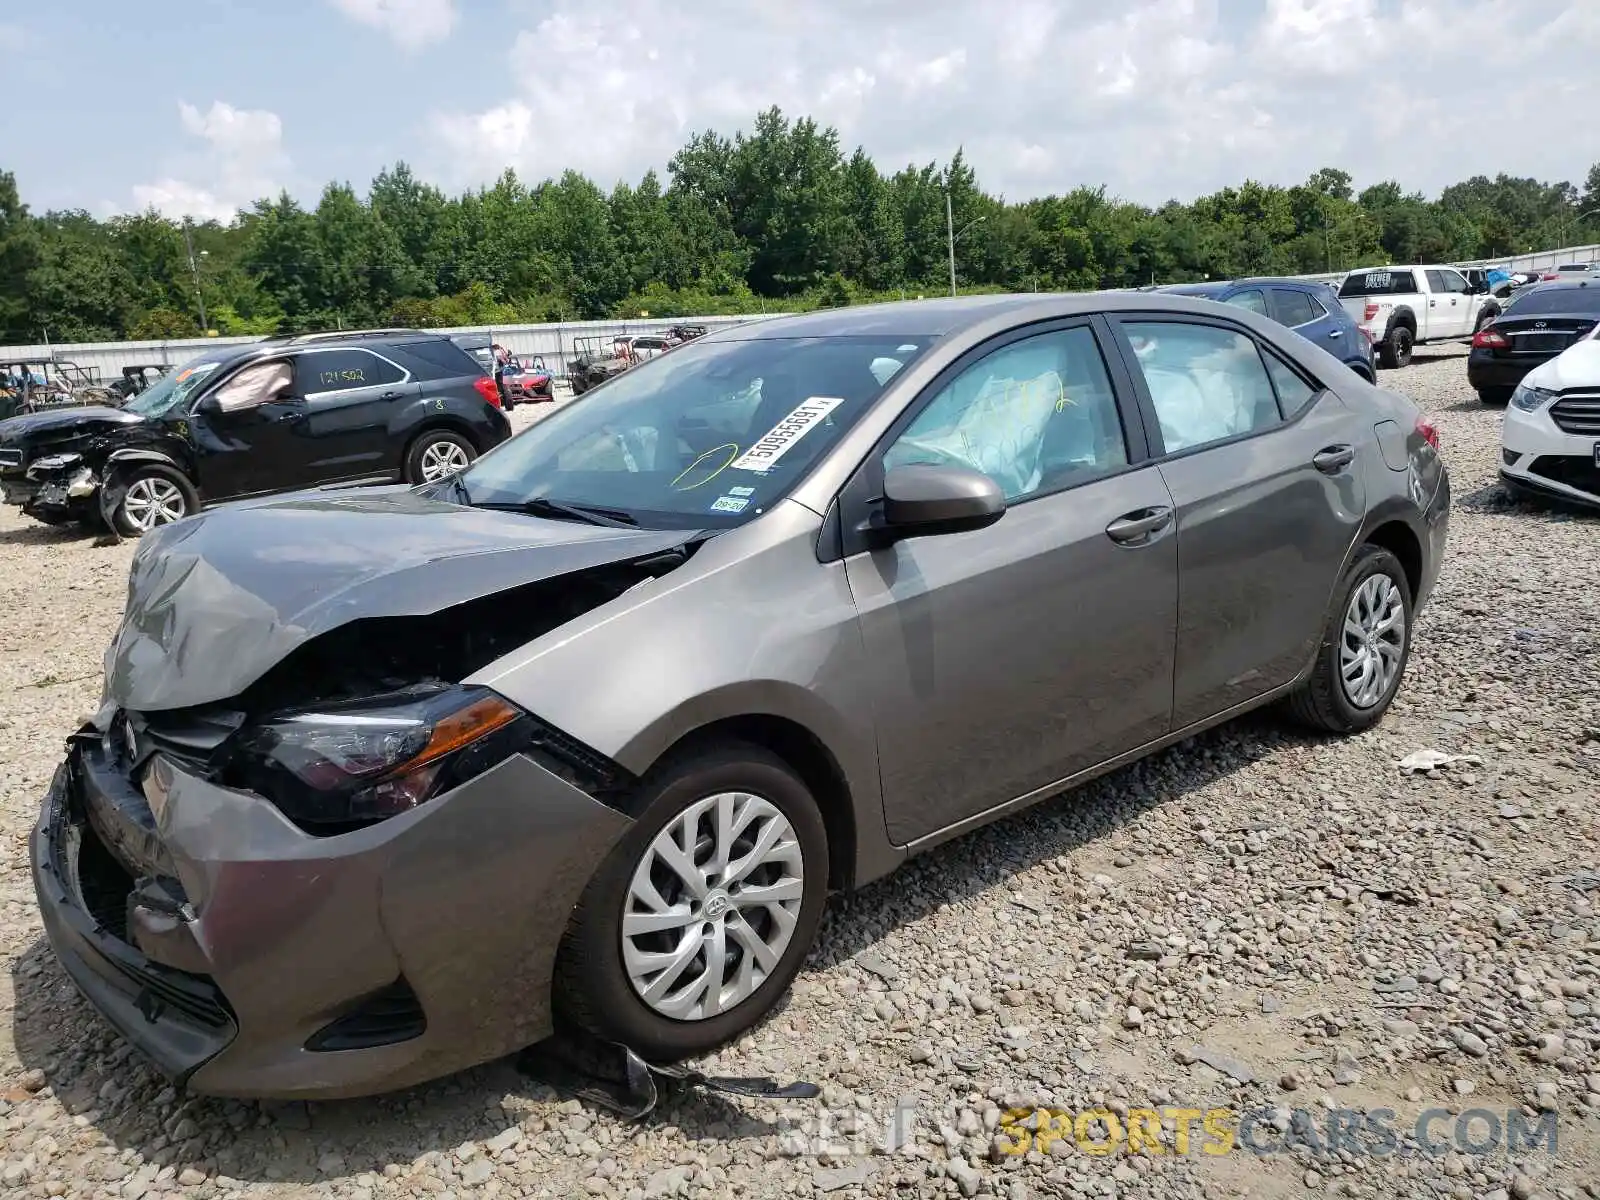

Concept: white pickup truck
[[1336, 265, 1502, 368]]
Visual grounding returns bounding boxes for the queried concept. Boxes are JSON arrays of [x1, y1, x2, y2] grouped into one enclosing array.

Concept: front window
[[457, 335, 931, 527], [121, 355, 225, 418]]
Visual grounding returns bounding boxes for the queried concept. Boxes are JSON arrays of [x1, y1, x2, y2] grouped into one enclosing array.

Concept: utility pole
[[946, 189, 958, 297], [182, 218, 209, 334]]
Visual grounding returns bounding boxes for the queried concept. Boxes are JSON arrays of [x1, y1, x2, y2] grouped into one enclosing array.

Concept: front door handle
[[1313, 445, 1355, 473], [1327, 328, 1343, 337], [381, 390, 403, 400], [1105, 506, 1174, 545]]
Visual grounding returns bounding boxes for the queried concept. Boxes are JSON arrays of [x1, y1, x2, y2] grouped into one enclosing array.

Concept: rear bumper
[[1466, 353, 1544, 391], [31, 727, 631, 1099], [1418, 463, 1450, 612]]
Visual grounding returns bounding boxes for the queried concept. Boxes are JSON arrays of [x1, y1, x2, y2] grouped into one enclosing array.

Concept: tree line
[[2, 106, 1599, 344]]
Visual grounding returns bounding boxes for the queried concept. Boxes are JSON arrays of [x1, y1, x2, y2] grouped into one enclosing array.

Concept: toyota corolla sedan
[[32, 293, 1449, 1099]]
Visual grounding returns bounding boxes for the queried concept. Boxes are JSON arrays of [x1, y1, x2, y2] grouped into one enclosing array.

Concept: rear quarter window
[[396, 338, 486, 378]]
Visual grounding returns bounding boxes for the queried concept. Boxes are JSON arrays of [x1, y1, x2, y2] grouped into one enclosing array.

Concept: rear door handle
[[381, 390, 403, 400], [1313, 445, 1355, 473], [1327, 328, 1343, 337], [1105, 506, 1174, 545]]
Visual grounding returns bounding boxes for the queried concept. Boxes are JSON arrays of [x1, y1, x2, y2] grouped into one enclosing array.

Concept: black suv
[[0, 329, 512, 536]]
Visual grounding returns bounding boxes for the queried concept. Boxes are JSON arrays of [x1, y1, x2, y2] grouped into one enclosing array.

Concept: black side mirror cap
[[880, 463, 1006, 540]]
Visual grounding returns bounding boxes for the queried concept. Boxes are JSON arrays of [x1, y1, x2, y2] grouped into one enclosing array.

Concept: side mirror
[[880, 463, 1006, 540]]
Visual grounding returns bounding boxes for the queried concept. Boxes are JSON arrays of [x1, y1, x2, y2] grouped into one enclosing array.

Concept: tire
[[1287, 544, 1413, 735], [404, 428, 476, 484], [1378, 325, 1414, 369], [552, 741, 830, 1062], [109, 464, 198, 538], [1476, 387, 1512, 405]]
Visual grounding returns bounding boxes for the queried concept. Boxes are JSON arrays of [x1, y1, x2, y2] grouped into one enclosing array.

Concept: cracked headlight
[[1510, 383, 1557, 412], [232, 683, 529, 830]]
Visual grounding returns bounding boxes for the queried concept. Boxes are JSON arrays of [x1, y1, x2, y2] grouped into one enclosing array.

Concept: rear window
[[1339, 269, 1419, 297], [397, 338, 486, 377], [1502, 285, 1600, 315]]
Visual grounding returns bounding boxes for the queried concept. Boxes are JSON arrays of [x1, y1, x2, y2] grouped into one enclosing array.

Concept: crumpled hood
[[0, 406, 145, 444], [106, 484, 697, 712]]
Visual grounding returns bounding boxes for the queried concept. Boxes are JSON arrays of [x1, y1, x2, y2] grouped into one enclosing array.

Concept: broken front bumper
[[30, 729, 631, 1099]]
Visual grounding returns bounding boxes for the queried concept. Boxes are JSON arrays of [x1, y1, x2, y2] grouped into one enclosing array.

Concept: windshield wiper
[[476, 497, 639, 528]]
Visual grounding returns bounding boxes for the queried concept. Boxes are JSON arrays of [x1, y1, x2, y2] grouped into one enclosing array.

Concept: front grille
[[1550, 393, 1600, 436], [1529, 455, 1600, 497], [305, 979, 427, 1051]]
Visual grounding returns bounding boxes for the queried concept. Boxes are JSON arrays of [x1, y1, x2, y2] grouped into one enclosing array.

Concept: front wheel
[[109, 465, 198, 537], [404, 429, 476, 484], [1286, 544, 1413, 735], [1477, 387, 1512, 405], [553, 742, 829, 1062]]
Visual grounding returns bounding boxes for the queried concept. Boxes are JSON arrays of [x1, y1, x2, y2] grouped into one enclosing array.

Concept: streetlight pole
[[946, 189, 957, 297], [182, 218, 209, 334]]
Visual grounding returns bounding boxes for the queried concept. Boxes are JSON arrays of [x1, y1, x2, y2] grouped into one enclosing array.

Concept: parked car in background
[[1499, 325, 1600, 508], [1159, 278, 1376, 380], [627, 335, 673, 362], [30, 292, 1447, 1099], [0, 329, 511, 535], [1461, 266, 1514, 299], [1468, 280, 1600, 403], [1539, 263, 1600, 282], [1337, 265, 1501, 368], [501, 355, 554, 404]]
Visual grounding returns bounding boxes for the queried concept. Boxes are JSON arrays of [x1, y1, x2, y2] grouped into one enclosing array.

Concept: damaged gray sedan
[[31, 293, 1449, 1099]]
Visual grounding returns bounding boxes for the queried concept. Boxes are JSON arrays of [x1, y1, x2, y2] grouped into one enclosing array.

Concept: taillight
[[472, 376, 501, 408], [1472, 327, 1509, 349], [1541, 272, 1559, 281], [1416, 418, 1440, 450], [1363, 302, 1380, 322]]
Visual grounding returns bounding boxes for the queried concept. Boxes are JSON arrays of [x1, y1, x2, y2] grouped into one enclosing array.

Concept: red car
[[500, 355, 554, 406]]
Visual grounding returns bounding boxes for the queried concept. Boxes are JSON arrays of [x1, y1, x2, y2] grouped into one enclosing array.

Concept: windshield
[[121, 355, 225, 417], [1503, 284, 1600, 315], [458, 334, 931, 528]]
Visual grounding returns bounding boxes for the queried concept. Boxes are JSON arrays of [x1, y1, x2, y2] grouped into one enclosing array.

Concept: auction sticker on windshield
[[731, 397, 845, 473]]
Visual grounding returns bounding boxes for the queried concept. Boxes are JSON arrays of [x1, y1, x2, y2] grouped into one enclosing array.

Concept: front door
[[186, 357, 309, 500], [291, 347, 415, 483], [1109, 315, 1367, 728], [842, 321, 1179, 846]]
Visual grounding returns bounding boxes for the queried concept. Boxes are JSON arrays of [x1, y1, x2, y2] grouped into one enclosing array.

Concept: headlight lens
[[232, 683, 527, 830], [1510, 383, 1557, 412]]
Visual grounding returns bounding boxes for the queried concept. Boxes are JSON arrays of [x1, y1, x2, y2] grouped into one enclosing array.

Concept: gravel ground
[[1, 349, 1597, 1200]]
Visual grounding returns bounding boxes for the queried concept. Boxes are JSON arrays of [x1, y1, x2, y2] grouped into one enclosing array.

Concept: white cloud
[[0, 22, 30, 51], [129, 101, 291, 222], [328, 0, 457, 52], [419, 0, 1600, 205]]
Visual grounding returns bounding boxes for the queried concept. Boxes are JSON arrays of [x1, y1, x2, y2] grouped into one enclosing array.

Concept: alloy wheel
[[621, 792, 805, 1021], [1339, 573, 1406, 708], [121, 476, 188, 532], [419, 440, 470, 481]]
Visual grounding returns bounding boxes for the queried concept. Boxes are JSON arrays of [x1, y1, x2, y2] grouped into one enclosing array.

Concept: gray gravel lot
[[1, 348, 1597, 1199]]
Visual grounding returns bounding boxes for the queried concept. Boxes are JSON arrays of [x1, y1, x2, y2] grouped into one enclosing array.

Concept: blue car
[[1159, 278, 1376, 382]]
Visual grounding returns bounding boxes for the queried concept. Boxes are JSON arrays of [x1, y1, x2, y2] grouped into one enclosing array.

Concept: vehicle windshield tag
[[731, 397, 844, 473]]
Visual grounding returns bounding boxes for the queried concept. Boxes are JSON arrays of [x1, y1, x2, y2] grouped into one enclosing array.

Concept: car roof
[[704, 290, 1269, 342]]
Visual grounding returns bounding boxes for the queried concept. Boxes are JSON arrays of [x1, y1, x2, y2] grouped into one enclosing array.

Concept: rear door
[[1269, 286, 1349, 360], [1108, 314, 1366, 728], [841, 318, 1179, 845], [290, 346, 416, 483]]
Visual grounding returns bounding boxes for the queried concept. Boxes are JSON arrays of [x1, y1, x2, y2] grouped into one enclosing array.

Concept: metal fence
[[0, 314, 781, 382], [7, 242, 1599, 377]]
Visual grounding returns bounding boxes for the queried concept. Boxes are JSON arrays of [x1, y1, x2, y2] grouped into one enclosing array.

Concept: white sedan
[[1500, 330, 1600, 509]]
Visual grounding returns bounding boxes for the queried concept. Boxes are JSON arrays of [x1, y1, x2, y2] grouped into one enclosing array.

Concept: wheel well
[[1389, 311, 1416, 334], [1365, 520, 1422, 600], [660, 715, 857, 891]]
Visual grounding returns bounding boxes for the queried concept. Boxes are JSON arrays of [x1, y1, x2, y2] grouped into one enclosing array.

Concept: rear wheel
[[1287, 544, 1412, 735], [1476, 387, 1512, 405], [553, 742, 829, 1062], [1378, 325, 1414, 369], [404, 429, 476, 484]]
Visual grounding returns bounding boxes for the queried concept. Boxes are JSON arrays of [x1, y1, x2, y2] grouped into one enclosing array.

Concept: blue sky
[[3, 0, 1597, 220]]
